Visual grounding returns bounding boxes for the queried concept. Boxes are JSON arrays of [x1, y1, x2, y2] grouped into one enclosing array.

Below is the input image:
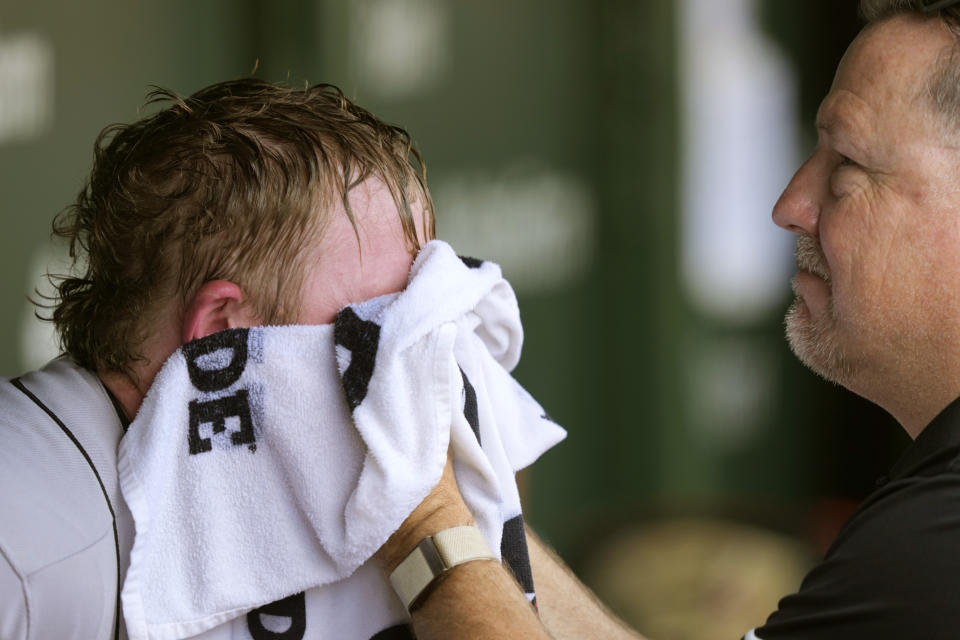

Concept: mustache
[[795, 235, 830, 282]]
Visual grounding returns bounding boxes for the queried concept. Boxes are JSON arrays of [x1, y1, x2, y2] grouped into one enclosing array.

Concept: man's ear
[[181, 280, 261, 344]]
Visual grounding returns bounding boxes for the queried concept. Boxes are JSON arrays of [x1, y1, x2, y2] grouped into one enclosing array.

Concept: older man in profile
[[386, 1, 960, 638]]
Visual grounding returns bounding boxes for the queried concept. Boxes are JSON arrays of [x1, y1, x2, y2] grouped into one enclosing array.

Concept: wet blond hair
[[51, 79, 434, 374]]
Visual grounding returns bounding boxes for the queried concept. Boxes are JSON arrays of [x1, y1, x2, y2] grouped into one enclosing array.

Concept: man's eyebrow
[[815, 99, 839, 135], [815, 104, 847, 136], [816, 109, 861, 147], [815, 116, 846, 144]]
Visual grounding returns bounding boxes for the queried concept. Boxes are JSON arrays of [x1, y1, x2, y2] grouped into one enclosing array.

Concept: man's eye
[[838, 154, 856, 167]]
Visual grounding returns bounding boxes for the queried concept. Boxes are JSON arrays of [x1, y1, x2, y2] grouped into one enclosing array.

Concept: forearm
[[412, 558, 551, 639], [528, 528, 647, 640], [377, 455, 551, 639]]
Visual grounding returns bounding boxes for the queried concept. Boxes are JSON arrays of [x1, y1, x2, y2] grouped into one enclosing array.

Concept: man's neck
[[886, 388, 957, 440], [96, 313, 183, 423], [98, 368, 149, 423]]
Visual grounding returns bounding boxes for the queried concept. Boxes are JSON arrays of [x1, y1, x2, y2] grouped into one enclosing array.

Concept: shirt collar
[[99, 378, 131, 433], [888, 395, 960, 480]]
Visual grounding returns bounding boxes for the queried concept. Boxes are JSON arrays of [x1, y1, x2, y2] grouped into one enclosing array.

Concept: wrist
[[379, 501, 474, 573], [388, 524, 497, 611]]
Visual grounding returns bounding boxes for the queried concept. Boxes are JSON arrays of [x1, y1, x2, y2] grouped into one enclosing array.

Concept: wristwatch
[[389, 525, 497, 611]]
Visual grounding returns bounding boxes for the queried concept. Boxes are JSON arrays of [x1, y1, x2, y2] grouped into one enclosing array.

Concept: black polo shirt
[[752, 397, 960, 639]]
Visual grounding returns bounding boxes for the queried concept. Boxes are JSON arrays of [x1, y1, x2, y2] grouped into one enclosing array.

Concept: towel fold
[[118, 240, 566, 640]]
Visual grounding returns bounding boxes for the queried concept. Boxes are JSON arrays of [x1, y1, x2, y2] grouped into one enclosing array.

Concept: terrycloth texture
[[118, 240, 566, 640]]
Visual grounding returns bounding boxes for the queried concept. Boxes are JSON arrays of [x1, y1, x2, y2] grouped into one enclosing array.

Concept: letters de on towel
[[183, 328, 257, 455]]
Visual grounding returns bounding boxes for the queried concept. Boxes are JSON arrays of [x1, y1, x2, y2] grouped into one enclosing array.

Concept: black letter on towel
[[501, 514, 536, 600], [188, 390, 255, 454], [458, 255, 484, 269], [369, 624, 416, 639], [183, 328, 249, 392], [247, 591, 307, 639], [334, 307, 381, 411], [459, 367, 481, 445]]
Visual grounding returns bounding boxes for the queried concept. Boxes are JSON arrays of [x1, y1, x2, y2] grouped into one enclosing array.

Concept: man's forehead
[[323, 175, 428, 247], [344, 177, 400, 219], [815, 18, 952, 141]]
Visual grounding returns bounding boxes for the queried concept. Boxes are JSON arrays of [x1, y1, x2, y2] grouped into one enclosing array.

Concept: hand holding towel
[[118, 240, 566, 639]]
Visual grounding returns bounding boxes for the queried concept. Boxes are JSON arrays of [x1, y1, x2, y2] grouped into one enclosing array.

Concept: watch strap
[[389, 525, 497, 611]]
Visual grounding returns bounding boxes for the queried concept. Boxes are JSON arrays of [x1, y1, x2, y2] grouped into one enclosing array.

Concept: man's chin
[[784, 297, 852, 385]]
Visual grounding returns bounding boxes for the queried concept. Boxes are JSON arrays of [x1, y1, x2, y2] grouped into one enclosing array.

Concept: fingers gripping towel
[[117, 240, 566, 640]]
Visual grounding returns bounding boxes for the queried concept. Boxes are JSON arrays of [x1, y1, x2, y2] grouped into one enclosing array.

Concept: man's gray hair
[[860, 0, 960, 121]]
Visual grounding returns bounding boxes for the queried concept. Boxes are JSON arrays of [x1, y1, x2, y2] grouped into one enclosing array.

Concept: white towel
[[118, 240, 566, 640]]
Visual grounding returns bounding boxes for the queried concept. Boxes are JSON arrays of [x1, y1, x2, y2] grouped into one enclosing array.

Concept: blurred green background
[[0, 1, 913, 637]]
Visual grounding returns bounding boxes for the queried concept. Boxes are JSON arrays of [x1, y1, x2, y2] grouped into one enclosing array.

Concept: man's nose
[[772, 156, 824, 236]]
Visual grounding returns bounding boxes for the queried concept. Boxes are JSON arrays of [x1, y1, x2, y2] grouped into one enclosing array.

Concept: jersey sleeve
[[0, 375, 121, 640]]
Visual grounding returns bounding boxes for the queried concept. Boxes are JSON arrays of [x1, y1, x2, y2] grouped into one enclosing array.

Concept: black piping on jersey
[[101, 382, 131, 433], [10, 377, 122, 640]]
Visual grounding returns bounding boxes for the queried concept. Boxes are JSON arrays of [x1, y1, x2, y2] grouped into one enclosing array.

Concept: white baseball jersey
[[0, 357, 133, 640]]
